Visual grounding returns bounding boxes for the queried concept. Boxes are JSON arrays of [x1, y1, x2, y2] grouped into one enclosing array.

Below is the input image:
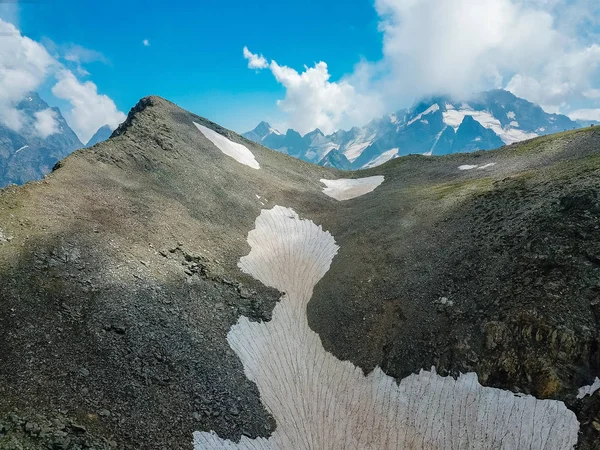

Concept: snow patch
[[304, 133, 339, 162], [443, 107, 538, 144], [194, 122, 260, 169], [577, 377, 600, 399], [507, 111, 516, 119], [14, 145, 29, 154], [407, 104, 440, 126], [341, 131, 376, 162], [320, 176, 384, 201], [193, 206, 579, 450], [459, 163, 496, 171], [362, 149, 398, 169]]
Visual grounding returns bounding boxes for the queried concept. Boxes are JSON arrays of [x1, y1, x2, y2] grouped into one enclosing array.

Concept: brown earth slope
[[0, 96, 599, 449]]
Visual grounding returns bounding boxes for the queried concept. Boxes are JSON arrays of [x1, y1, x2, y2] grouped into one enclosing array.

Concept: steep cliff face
[[0, 96, 598, 449]]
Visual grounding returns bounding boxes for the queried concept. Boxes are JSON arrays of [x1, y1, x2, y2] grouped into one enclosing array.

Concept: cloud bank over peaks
[[245, 0, 600, 133], [52, 70, 126, 143], [0, 18, 125, 143]]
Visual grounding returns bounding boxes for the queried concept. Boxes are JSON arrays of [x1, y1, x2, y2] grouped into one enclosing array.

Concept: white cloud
[[505, 44, 600, 111], [243, 48, 383, 134], [64, 44, 107, 65], [0, 19, 56, 131], [0, 1, 19, 28], [246, 0, 600, 130], [143, 39, 150, 47], [33, 108, 60, 138], [52, 70, 126, 143], [243, 46, 268, 70], [0, 18, 125, 143], [568, 108, 600, 122]]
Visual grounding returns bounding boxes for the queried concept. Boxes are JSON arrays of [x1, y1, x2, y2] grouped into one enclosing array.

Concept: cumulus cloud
[[270, 60, 382, 135], [568, 109, 600, 122], [243, 47, 268, 70], [0, 18, 125, 143], [0, 19, 56, 131], [0, 1, 19, 28], [52, 70, 126, 143], [33, 108, 60, 139], [143, 39, 150, 47], [243, 48, 383, 134], [246, 0, 600, 131], [64, 44, 107, 65]]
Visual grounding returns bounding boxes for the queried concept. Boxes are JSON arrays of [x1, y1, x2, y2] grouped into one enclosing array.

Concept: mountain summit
[[0, 92, 83, 187], [245, 89, 579, 170], [0, 96, 599, 449]]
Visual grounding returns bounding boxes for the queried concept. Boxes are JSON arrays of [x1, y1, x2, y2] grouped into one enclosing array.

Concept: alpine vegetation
[[193, 206, 579, 450]]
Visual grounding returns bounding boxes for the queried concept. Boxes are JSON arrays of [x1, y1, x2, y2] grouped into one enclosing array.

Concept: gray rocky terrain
[[0, 96, 599, 449]]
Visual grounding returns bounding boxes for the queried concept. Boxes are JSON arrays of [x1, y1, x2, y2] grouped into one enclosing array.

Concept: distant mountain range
[[86, 124, 113, 148], [0, 92, 114, 188], [0, 93, 83, 188], [244, 89, 582, 170]]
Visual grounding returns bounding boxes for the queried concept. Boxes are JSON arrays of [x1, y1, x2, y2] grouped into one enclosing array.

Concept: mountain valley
[[0, 96, 599, 449]]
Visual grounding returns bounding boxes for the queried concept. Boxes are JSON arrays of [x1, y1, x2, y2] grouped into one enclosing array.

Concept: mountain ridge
[[0, 95, 599, 449], [244, 89, 579, 170]]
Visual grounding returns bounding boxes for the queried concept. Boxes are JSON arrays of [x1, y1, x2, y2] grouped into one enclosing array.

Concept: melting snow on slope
[[407, 103, 440, 126], [577, 377, 600, 399], [304, 133, 340, 162], [459, 163, 496, 170], [341, 131, 377, 162], [362, 149, 398, 169], [194, 122, 260, 169], [320, 176, 384, 201], [443, 107, 538, 144], [194, 206, 579, 450], [14, 145, 29, 154]]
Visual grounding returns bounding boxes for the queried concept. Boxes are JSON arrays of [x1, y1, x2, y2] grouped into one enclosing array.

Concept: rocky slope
[[0, 92, 83, 188], [245, 89, 579, 170], [0, 96, 599, 449]]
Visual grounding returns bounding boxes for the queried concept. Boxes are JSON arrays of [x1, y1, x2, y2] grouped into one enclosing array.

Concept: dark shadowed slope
[[0, 96, 599, 449]]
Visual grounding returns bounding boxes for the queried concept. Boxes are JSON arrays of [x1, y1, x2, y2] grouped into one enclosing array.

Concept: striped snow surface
[[194, 205, 579, 449], [320, 176, 385, 201], [194, 122, 260, 169]]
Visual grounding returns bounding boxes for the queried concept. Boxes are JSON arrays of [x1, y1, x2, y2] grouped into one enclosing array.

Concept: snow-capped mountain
[[86, 124, 113, 147], [244, 90, 579, 170], [0, 92, 83, 187]]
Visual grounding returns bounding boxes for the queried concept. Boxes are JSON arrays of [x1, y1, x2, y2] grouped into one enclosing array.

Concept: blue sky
[[11, 0, 381, 133], [1, 0, 600, 140]]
